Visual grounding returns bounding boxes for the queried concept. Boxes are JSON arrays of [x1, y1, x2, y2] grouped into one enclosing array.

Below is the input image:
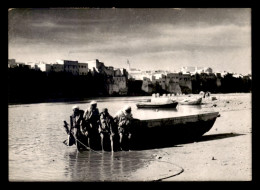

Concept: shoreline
[[8, 93, 252, 181], [146, 93, 252, 181], [128, 109, 252, 181], [8, 92, 251, 106]]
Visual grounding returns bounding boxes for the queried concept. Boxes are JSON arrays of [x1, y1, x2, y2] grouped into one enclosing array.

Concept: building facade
[[52, 63, 64, 72], [178, 73, 192, 93], [165, 73, 182, 94], [86, 59, 128, 95], [63, 60, 79, 75], [8, 59, 28, 68], [141, 77, 153, 93], [78, 62, 88, 75], [37, 63, 52, 73], [56, 60, 88, 75], [141, 72, 192, 94], [181, 66, 213, 74]]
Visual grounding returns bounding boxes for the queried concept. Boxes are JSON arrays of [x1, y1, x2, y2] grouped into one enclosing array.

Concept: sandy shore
[[141, 93, 252, 181]]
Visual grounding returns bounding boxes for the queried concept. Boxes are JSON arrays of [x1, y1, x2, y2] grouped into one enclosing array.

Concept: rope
[[153, 161, 184, 181], [71, 132, 185, 180], [68, 129, 102, 154], [73, 134, 102, 154], [64, 122, 184, 180], [64, 120, 101, 154], [127, 157, 184, 181]]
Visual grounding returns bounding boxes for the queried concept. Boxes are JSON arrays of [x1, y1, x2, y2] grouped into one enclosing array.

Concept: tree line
[[8, 67, 251, 104], [191, 73, 251, 94], [8, 67, 148, 104], [8, 67, 107, 104]]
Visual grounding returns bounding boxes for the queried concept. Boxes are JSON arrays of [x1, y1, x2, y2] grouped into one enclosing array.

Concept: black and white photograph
[[8, 8, 252, 181]]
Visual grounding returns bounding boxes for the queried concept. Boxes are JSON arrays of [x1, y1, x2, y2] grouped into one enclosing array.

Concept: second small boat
[[179, 97, 202, 105], [136, 97, 178, 109], [136, 101, 178, 108]]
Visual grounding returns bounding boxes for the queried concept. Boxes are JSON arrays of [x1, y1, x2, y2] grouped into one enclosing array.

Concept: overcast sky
[[8, 8, 251, 74]]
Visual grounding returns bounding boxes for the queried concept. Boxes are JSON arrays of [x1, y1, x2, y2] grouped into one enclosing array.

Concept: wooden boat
[[179, 97, 202, 105], [136, 101, 178, 109], [64, 111, 220, 151], [131, 111, 220, 149]]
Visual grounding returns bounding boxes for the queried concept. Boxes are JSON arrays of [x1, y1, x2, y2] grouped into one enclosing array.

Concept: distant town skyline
[[8, 8, 251, 75]]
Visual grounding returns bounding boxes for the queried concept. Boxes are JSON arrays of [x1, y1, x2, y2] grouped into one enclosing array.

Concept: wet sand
[[132, 93, 252, 181], [8, 93, 252, 181]]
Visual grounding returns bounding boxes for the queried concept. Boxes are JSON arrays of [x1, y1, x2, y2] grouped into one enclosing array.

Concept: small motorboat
[[136, 101, 178, 108], [131, 111, 220, 149], [63, 111, 220, 151], [136, 97, 178, 108]]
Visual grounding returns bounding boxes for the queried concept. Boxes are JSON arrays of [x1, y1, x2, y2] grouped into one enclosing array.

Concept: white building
[[85, 59, 128, 95], [38, 63, 52, 73], [63, 60, 79, 75], [152, 73, 165, 80], [52, 63, 64, 72], [181, 66, 213, 74], [181, 66, 196, 73], [233, 73, 244, 78], [56, 59, 88, 75], [127, 69, 143, 80], [86, 59, 100, 73], [26, 62, 41, 70], [78, 62, 88, 75]]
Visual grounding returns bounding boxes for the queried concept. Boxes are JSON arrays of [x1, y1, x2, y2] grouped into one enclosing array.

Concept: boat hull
[[130, 111, 219, 149], [136, 102, 178, 109], [70, 112, 219, 151]]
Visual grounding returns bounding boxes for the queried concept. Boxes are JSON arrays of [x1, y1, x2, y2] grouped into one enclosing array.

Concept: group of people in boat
[[64, 101, 134, 152]]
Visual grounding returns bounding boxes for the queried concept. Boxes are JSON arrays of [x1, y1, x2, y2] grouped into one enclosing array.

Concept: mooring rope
[[69, 131, 185, 179], [63, 120, 102, 154], [63, 122, 184, 180], [153, 161, 184, 181], [130, 157, 184, 181], [69, 131, 102, 154]]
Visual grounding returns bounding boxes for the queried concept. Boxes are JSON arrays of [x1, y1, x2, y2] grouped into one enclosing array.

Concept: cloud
[[64, 22, 250, 59], [149, 23, 250, 46], [8, 8, 251, 74]]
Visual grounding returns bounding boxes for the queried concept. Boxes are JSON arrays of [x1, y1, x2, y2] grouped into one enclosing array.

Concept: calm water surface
[[9, 96, 206, 181]]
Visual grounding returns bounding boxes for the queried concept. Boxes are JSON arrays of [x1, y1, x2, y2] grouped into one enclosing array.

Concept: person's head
[[72, 105, 79, 114], [102, 108, 108, 115], [90, 101, 97, 109], [123, 105, 131, 114]]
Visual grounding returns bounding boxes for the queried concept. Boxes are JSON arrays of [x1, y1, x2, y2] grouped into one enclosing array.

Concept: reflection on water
[[8, 96, 207, 181], [64, 150, 153, 181]]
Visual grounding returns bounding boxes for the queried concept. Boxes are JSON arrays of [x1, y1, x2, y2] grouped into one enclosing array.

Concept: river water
[[9, 96, 207, 181]]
